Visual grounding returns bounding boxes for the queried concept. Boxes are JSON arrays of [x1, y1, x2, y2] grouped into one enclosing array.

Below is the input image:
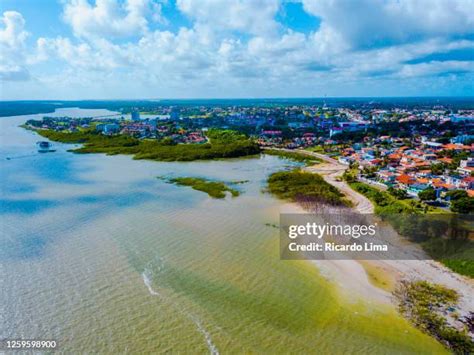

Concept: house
[[445, 175, 464, 188], [407, 183, 429, 197], [96, 123, 120, 134], [437, 157, 453, 165], [377, 170, 396, 183], [396, 174, 417, 188], [442, 143, 471, 152], [451, 135, 474, 144], [458, 158, 474, 176], [461, 177, 474, 190]]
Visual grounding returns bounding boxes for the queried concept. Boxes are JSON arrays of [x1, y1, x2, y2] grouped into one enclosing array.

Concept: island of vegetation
[[395, 280, 473, 354], [33, 128, 260, 162], [267, 169, 350, 207], [164, 177, 240, 199]]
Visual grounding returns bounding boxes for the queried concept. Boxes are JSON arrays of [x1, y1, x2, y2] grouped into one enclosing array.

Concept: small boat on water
[[37, 141, 56, 153]]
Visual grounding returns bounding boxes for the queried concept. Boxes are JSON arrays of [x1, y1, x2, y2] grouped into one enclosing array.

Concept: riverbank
[[299, 158, 474, 346]]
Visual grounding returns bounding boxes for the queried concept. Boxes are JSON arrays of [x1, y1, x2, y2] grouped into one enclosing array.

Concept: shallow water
[[0, 109, 446, 353]]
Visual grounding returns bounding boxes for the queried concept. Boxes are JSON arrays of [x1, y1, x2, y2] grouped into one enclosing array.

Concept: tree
[[450, 197, 474, 213], [342, 169, 357, 183], [418, 188, 436, 201], [446, 190, 468, 201], [388, 187, 408, 200], [430, 163, 445, 175]]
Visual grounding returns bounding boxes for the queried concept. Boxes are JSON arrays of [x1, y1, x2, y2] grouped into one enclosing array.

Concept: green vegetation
[[418, 187, 437, 201], [342, 166, 359, 183], [446, 190, 468, 200], [446, 190, 474, 214], [267, 169, 350, 207], [304, 145, 325, 153], [166, 177, 240, 198], [388, 186, 408, 200], [264, 149, 322, 165], [305, 144, 349, 156], [431, 163, 446, 175], [395, 280, 473, 354], [451, 198, 474, 213], [35, 128, 260, 161], [349, 182, 433, 214]]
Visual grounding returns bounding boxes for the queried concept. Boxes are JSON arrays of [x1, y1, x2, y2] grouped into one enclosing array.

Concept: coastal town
[[25, 102, 474, 213]]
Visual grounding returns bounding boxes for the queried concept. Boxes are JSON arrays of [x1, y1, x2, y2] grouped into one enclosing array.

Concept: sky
[[0, 0, 473, 100]]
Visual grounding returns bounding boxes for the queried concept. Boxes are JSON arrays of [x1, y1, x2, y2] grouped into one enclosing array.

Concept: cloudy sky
[[1, 0, 473, 100]]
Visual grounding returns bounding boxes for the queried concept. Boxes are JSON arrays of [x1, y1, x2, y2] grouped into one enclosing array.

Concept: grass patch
[[267, 169, 350, 207], [395, 280, 473, 354], [440, 248, 474, 278], [166, 177, 240, 199]]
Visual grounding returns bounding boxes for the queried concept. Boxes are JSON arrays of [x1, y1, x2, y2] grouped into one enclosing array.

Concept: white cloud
[[302, 0, 474, 48], [398, 60, 474, 78], [0, 11, 28, 47], [0, 11, 30, 81], [176, 0, 280, 36], [36, 37, 124, 70], [62, 0, 164, 39]]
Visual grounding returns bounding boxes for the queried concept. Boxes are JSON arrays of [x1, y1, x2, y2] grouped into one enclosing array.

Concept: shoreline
[[296, 158, 474, 331]]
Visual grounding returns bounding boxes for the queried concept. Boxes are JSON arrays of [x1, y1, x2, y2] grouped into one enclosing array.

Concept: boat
[[36, 141, 56, 153]]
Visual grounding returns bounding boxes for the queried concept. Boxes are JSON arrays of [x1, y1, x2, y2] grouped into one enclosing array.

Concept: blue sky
[[0, 0, 473, 100]]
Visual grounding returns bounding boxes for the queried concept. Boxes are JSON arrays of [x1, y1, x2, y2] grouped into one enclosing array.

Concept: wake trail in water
[[5, 153, 38, 160], [141, 268, 219, 355], [142, 271, 160, 296]]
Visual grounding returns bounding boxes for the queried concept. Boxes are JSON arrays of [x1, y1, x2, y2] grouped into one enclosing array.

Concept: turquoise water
[[0, 109, 446, 353]]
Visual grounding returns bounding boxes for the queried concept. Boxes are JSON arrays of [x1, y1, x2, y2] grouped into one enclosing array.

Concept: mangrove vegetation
[[34, 128, 260, 162], [165, 177, 240, 199], [267, 169, 350, 207]]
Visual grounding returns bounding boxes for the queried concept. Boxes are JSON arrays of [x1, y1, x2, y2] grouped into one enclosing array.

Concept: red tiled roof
[[396, 174, 416, 185], [443, 143, 471, 150], [438, 157, 453, 164]]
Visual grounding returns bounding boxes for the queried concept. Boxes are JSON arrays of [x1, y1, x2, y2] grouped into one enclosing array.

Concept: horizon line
[[1, 95, 474, 102]]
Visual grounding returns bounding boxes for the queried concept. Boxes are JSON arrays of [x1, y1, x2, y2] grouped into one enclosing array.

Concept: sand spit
[[282, 151, 473, 320]]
